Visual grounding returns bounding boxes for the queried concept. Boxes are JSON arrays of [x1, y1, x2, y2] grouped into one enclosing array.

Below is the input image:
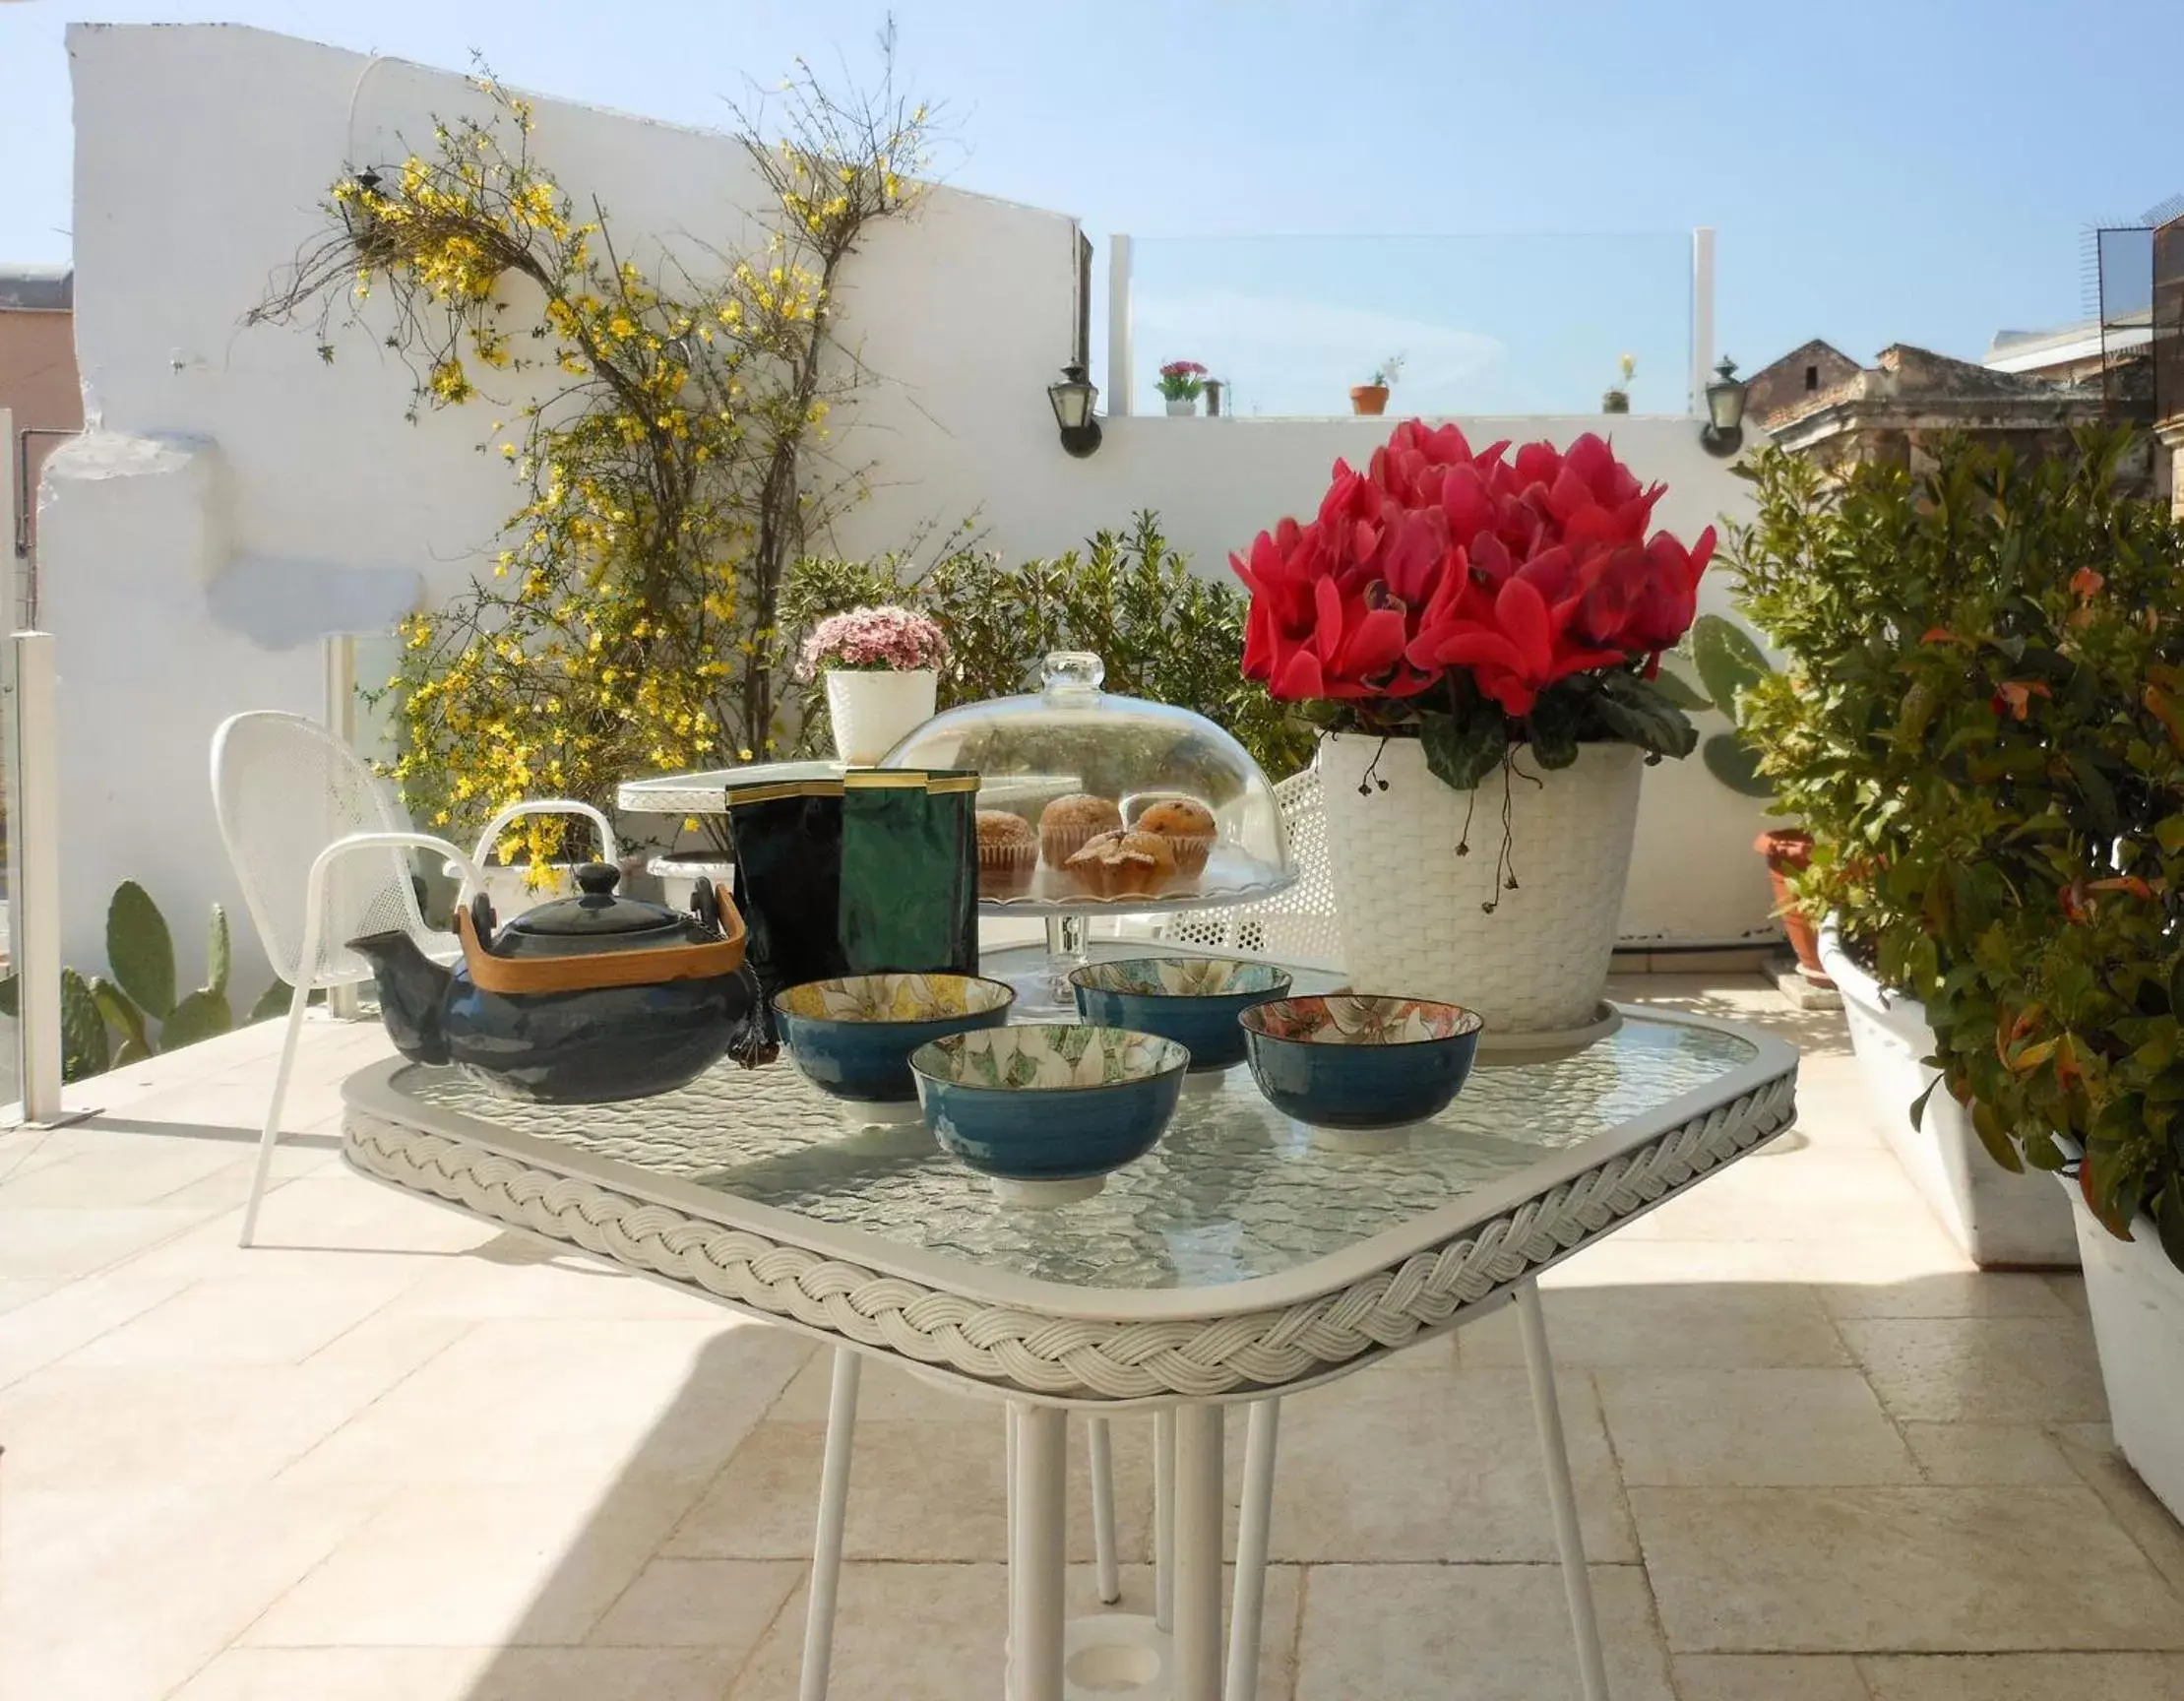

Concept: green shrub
[[782, 512, 1317, 781], [1726, 429, 2184, 1269]]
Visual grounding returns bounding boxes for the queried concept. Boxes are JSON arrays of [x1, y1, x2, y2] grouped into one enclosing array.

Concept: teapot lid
[[501, 862, 694, 950]]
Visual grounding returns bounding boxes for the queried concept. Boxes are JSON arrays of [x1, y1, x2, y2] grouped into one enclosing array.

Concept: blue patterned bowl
[[911, 1025, 1189, 1203], [1240, 994, 1484, 1131], [1068, 957, 1293, 1074], [774, 974, 1015, 1110]]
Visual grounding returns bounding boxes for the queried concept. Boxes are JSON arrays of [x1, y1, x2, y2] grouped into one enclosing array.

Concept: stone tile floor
[[1, 974, 2180, 1699]]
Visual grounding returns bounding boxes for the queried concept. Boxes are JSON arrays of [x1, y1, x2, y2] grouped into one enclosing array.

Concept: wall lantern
[[1700, 356, 1747, 457], [1047, 363, 1103, 459]]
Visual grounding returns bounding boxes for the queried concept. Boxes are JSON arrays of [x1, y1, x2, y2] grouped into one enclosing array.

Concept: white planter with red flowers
[[802, 605, 948, 765], [1321, 732, 1643, 1032], [1232, 422, 1718, 1037]]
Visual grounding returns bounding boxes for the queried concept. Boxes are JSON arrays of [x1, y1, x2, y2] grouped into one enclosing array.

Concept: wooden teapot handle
[[457, 881, 747, 996]]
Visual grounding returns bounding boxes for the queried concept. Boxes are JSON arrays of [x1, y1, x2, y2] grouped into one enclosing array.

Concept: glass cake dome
[[880, 652, 1296, 916]]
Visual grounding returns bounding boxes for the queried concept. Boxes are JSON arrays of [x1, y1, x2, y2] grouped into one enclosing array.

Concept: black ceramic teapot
[[348, 863, 771, 1102]]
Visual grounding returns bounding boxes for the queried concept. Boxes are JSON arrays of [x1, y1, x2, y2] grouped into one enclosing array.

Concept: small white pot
[[826, 667, 938, 765], [1820, 920, 2078, 1267], [1165, 397, 1196, 416], [2063, 1175, 2184, 1519]]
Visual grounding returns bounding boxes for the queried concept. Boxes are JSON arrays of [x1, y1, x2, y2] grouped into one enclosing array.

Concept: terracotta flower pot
[[1755, 828, 1831, 985], [1349, 385, 1389, 416]]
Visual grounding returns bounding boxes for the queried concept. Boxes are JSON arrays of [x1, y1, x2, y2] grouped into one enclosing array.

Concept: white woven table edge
[[343, 1072, 1796, 1400]]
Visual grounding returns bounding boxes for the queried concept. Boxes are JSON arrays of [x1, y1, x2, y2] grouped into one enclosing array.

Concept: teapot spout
[[345, 932, 453, 1065]]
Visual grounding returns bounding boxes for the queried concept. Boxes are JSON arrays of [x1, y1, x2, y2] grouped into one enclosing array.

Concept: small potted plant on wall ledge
[[801, 605, 949, 764], [1156, 359, 1209, 416], [1603, 352, 1635, 414], [1350, 353, 1404, 416]]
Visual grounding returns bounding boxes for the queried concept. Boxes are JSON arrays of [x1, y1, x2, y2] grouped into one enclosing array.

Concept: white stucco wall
[[46, 23, 1772, 991]]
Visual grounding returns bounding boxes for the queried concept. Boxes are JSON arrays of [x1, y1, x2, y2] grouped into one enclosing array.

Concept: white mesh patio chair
[[1154, 764, 1342, 970], [210, 711, 616, 1247]]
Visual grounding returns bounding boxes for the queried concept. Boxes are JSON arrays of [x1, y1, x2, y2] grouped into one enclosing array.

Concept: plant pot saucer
[[988, 1174, 1106, 1208], [1303, 1118, 1428, 1154], [836, 1098, 925, 1128], [1472, 1002, 1623, 1061]]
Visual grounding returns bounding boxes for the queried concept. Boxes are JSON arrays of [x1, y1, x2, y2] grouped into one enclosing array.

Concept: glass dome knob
[[1040, 652, 1105, 701]]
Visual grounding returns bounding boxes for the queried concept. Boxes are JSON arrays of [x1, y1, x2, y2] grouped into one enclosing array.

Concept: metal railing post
[[1107, 233, 1134, 418], [323, 634, 364, 1021], [1691, 226, 1716, 415], [12, 632, 62, 1122]]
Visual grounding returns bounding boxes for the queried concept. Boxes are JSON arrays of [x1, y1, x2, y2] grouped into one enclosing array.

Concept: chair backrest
[[1160, 764, 1343, 968], [210, 711, 432, 987]]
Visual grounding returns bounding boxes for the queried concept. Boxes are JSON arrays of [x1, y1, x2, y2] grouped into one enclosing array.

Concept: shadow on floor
[[426, 1245, 2181, 1701]]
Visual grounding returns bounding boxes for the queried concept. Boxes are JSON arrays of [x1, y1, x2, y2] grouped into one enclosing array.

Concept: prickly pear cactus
[[1703, 729, 1773, 797], [59, 968, 110, 1082], [206, 905, 231, 1002], [106, 881, 177, 1021], [88, 974, 150, 1056], [161, 987, 232, 1051]]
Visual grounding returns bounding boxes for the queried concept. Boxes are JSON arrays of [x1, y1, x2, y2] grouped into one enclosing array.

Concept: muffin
[[1133, 797, 1217, 877], [1039, 792, 1124, 869], [975, 809, 1038, 899], [1063, 829, 1177, 900]]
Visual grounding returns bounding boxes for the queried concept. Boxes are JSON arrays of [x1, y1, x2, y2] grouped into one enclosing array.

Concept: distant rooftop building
[[0, 266, 74, 313], [1747, 339, 2162, 499], [1, 266, 84, 615], [1741, 341, 1863, 431], [1983, 312, 2152, 386]]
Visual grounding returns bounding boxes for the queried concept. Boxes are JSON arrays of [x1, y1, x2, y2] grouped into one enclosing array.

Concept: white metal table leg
[[1172, 1403, 1225, 1701], [1516, 1280, 1609, 1701], [1005, 1402, 1020, 1686], [1153, 1407, 1177, 1633], [1088, 1417, 1121, 1606], [1223, 1398, 1280, 1701], [798, 1347, 862, 1701], [1012, 1403, 1069, 1701]]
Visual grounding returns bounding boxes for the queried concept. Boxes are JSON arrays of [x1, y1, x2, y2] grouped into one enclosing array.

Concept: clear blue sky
[[4, 0, 2179, 411]]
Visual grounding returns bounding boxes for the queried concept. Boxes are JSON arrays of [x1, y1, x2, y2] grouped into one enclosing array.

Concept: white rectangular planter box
[[2065, 1179, 2184, 1520], [1821, 924, 2078, 1268]]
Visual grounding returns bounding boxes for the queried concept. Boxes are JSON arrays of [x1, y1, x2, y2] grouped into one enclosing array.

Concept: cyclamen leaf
[[1592, 672, 1699, 759], [1417, 710, 1507, 791], [1526, 692, 1582, 770]]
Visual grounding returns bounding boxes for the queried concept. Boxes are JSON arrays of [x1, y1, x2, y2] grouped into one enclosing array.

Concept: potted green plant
[[1602, 351, 1635, 414], [1835, 430, 2183, 1512], [1156, 359, 1208, 417], [1724, 438, 2091, 1268], [1670, 613, 1831, 984], [1349, 353, 1404, 416]]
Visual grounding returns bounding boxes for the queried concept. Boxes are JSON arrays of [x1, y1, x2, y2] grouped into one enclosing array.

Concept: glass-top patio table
[[342, 945, 1797, 1701]]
